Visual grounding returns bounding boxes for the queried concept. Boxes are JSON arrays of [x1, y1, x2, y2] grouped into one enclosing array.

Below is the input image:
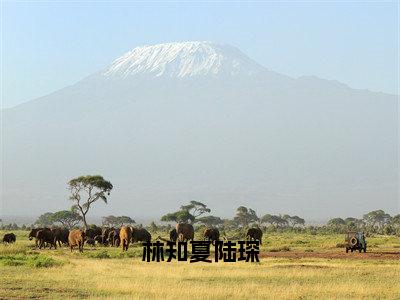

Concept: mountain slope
[[2, 42, 398, 219]]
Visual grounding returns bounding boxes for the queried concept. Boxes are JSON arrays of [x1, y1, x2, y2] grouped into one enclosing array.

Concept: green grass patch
[[83, 246, 142, 259], [87, 250, 111, 259], [0, 253, 62, 268]]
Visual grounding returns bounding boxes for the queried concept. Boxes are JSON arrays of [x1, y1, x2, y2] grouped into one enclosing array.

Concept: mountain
[[102, 41, 265, 78], [2, 41, 398, 220]]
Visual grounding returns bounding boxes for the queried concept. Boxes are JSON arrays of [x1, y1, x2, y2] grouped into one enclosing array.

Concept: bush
[[1, 255, 26, 266], [0, 254, 61, 268], [28, 255, 60, 268], [88, 250, 111, 259]]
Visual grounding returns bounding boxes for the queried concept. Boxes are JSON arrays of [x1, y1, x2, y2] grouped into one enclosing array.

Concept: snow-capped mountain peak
[[102, 41, 265, 78]]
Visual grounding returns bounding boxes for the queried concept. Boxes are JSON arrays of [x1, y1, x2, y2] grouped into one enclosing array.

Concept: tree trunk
[[82, 214, 88, 230]]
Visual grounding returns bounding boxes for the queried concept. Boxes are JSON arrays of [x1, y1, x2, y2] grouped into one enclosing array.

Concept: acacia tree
[[363, 210, 391, 230], [234, 206, 259, 227], [180, 201, 211, 218], [35, 212, 55, 227], [282, 215, 305, 227], [52, 210, 82, 229], [161, 201, 210, 224], [161, 210, 195, 223], [68, 175, 113, 230], [102, 215, 135, 227], [196, 216, 224, 227], [327, 218, 346, 227], [261, 214, 288, 228]]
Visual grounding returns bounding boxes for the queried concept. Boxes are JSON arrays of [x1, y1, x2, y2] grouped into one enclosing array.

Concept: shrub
[[0, 254, 61, 268], [28, 255, 60, 268], [88, 250, 111, 259]]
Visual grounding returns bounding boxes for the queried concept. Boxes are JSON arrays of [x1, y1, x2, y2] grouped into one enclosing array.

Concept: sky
[[1, 1, 399, 108]]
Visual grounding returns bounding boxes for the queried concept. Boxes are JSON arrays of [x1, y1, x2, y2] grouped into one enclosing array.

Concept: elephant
[[176, 223, 194, 242], [246, 227, 263, 245]]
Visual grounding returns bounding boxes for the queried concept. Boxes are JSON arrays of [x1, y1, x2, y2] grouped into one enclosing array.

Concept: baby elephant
[[69, 229, 85, 252], [2, 233, 16, 244]]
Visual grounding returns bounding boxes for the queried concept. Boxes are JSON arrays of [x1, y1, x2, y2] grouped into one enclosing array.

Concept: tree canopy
[[196, 215, 224, 227], [363, 210, 391, 229], [52, 210, 82, 229], [260, 214, 288, 227], [161, 210, 195, 223], [234, 206, 259, 227], [102, 215, 135, 227], [161, 200, 210, 224], [68, 175, 113, 229], [180, 201, 211, 218], [327, 218, 346, 227], [282, 215, 305, 227], [34, 212, 55, 227]]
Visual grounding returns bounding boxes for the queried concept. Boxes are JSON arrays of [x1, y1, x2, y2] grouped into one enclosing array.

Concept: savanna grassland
[[1, 230, 400, 299]]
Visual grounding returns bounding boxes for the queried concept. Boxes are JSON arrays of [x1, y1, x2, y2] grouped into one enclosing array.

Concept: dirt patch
[[262, 251, 400, 260]]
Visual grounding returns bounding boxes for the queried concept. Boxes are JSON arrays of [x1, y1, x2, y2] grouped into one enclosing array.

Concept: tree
[[35, 212, 55, 227], [161, 210, 195, 223], [326, 218, 346, 233], [102, 215, 135, 227], [221, 218, 239, 231], [363, 210, 391, 230], [327, 218, 345, 227], [261, 214, 288, 228], [180, 201, 211, 218], [344, 217, 364, 231], [196, 216, 224, 227], [234, 206, 259, 227], [52, 210, 82, 229], [102, 215, 118, 227], [160, 201, 211, 224], [344, 217, 358, 224], [291, 216, 305, 227], [260, 214, 274, 226], [391, 214, 400, 227], [282, 215, 305, 227], [68, 175, 113, 230], [117, 216, 136, 225]]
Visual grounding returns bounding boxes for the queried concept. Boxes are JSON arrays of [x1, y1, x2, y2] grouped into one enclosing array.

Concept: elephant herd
[[91, 226, 152, 248], [2, 224, 263, 252], [27, 227, 85, 252], [25, 226, 152, 252]]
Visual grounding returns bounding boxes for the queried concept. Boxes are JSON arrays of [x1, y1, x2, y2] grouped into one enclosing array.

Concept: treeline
[[2, 175, 399, 236], [2, 205, 399, 236], [158, 202, 400, 236]]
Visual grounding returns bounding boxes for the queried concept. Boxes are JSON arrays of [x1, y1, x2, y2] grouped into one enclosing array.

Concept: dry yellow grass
[[1, 256, 400, 299], [1, 230, 400, 299]]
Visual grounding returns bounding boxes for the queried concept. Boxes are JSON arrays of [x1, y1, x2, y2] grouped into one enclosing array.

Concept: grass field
[[1, 230, 400, 299]]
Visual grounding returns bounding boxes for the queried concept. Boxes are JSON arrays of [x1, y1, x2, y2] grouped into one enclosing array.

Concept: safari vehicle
[[345, 232, 367, 253]]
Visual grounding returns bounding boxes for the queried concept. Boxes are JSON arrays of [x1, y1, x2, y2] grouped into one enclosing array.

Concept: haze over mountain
[[2, 41, 398, 220]]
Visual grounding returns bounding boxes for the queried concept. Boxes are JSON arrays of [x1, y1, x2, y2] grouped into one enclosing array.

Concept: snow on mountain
[[2, 41, 398, 219], [102, 41, 266, 78]]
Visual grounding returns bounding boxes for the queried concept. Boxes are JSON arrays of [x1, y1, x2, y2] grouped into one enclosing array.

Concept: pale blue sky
[[2, 1, 398, 108]]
